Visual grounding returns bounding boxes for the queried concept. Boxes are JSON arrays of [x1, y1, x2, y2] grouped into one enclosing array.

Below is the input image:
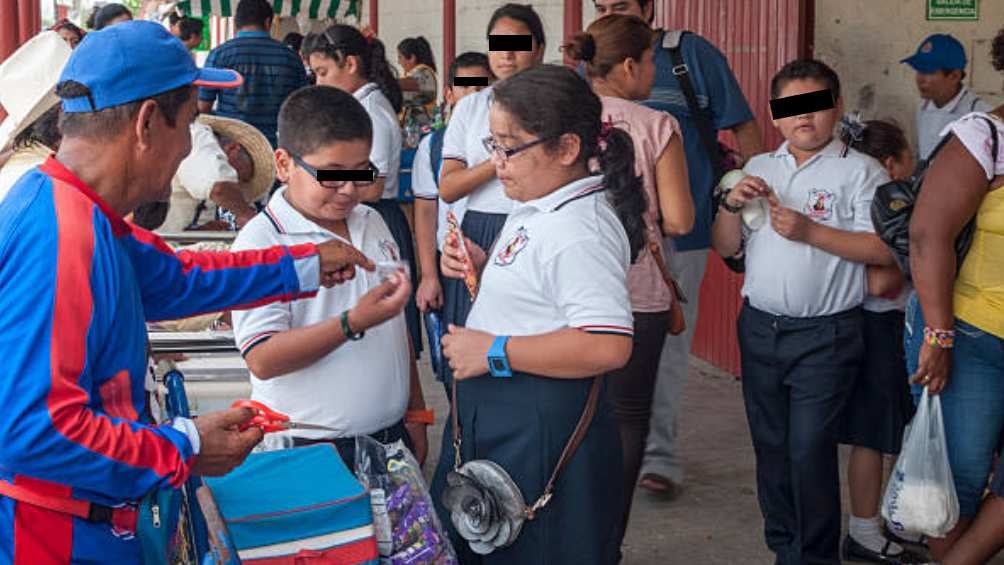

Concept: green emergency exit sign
[[927, 0, 979, 21]]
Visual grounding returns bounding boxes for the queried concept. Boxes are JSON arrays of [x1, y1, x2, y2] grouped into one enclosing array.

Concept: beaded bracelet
[[923, 326, 956, 349]]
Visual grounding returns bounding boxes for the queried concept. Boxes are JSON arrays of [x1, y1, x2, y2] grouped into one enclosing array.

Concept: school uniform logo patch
[[379, 240, 400, 261], [494, 227, 529, 266], [804, 189, 836, 221]]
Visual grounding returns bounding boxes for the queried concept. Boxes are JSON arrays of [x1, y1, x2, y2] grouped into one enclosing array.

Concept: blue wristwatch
[[487, 336, 512, 378]]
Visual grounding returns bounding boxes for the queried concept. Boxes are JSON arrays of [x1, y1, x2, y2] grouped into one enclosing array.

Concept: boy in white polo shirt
[[232, 85, 430, 467], [712, 60, 894, 565]]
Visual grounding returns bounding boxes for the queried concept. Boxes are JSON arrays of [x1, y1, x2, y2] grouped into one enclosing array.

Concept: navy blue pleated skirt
[[430, 372, 623, 565], [369, 199, 422, 358]]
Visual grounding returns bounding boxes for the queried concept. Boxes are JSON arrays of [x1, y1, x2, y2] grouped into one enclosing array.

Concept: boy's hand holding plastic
[[316, 239, 376, 287], [347, 270, 412, 334], [723, 175, 772, 210], [191, 407, 264, 477]]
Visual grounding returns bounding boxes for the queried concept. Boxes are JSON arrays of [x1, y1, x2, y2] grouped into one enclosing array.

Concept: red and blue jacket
[[0, 157, 320, 564]]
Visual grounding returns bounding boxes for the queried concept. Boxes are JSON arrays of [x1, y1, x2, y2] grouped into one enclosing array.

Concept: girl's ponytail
[[599, 126, 647, 263], [369, 38, 404, 113]]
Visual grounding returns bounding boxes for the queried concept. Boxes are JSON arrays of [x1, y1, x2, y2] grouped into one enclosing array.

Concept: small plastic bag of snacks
[[882, 386, 959, 538], [355, 436, 458, 565]]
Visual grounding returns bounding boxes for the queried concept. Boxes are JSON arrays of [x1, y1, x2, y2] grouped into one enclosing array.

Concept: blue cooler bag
[[203, 444, 378, 564]]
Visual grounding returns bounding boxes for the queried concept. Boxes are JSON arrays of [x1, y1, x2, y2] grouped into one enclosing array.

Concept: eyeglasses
[[288, 151, 380, 189], [481, 135, 555, 163]]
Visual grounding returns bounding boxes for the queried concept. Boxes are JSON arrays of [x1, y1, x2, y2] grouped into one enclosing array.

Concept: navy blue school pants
[[738, 302, 863, 565]]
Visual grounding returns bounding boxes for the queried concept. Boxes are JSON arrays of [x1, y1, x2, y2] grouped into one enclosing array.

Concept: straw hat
[[197, 114, 276, 204], [0, 31, 73, 151]]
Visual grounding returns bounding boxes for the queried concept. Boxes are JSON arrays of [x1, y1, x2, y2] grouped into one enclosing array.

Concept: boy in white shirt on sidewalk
[[233, 86, 430, 467], [712, 60, 894, 565]]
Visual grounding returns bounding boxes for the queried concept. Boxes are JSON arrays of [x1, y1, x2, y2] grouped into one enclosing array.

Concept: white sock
[[850, 515, 904, 555]]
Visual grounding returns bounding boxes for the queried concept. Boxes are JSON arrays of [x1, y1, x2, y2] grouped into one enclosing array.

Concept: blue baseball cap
[[58, 20, 242, 113], [901, 34, 967, 73]]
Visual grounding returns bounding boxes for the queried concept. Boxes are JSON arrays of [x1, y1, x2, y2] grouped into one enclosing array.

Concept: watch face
[[491, 358, 507, 372]]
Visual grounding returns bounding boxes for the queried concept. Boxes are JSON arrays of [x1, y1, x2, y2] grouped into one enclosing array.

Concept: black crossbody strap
[[663, 30, 724, 181]]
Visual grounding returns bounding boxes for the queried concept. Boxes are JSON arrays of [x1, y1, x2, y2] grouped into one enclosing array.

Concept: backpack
[[870, 114, 999, 281], [429, 126, 446, 185]]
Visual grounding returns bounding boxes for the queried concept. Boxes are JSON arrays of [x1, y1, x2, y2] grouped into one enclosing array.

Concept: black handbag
[[870, 114, 998, 281]]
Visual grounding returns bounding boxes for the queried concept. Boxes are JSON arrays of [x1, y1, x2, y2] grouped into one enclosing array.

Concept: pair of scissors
[[232, 400, 341, 434]]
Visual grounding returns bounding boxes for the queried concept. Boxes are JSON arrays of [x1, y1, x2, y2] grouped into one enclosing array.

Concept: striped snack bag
[[446, 211, 479, 301]]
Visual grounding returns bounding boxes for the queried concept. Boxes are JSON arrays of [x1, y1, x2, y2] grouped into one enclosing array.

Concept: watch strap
[[340, 310, 364, 341]]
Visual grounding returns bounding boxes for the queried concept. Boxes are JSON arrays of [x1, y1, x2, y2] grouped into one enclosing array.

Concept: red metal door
[[655, 0, 814, 376]]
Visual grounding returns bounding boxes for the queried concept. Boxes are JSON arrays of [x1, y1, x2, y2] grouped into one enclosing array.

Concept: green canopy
[[176, 0, 359, 20]]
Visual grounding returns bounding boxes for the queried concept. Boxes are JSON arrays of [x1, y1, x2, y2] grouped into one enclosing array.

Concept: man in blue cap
[[0, 21, 379, 563], [902, 33, 991, 162]]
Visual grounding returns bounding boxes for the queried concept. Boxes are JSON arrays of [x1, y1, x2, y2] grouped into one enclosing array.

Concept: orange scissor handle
[[232, 399, 291, 433]]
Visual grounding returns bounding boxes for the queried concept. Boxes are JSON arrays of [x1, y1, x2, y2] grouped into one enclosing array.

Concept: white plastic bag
[[882, 387, 960, 538]]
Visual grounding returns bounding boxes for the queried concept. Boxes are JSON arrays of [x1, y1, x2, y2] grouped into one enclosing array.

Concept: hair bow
[[840, 113, 866, 144], [596, 118, 616, 152], [360, 26, 376, 45]]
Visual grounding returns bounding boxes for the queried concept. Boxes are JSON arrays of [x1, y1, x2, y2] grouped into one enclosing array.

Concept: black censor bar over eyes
[[488, 34, 533, 52], [453, 76, 492, 87], [316, 169, 377, 182], [769, 89, 835, 120]]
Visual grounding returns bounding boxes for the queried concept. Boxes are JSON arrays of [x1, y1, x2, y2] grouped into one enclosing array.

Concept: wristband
[[405, 409, 434, 425], [923, 326, 955, 349], [341, 310, 365, 341], [719, 192, 743, 214]]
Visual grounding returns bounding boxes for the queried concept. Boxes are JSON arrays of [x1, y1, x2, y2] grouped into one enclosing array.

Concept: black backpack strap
[[663, 30, 724, 182]]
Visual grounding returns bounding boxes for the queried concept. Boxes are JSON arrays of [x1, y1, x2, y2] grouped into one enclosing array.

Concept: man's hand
[[348, 271, 412, 332], [416, 275, 443, 312], [769, 196, 813, 242], [191, 407, 263, 477], [315, 239, 375, 287], [442, 324, 494, 380]]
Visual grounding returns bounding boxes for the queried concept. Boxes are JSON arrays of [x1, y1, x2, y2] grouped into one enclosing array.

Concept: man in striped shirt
[[197, 0, 307, 148]]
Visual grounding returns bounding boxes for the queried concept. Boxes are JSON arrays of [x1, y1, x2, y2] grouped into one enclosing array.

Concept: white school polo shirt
[[917, 86, 991, 161], [441, 86, 514, 214], [465, 175, 634, 339], [160, 121, 239, 233], [412, 132, 468, 251], [741, 138, 890, 318], [231, 187, 410, 439], [354, 82, 403, 201]]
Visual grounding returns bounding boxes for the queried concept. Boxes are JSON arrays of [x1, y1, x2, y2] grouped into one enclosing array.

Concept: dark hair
[[282, 32, 304, 53], [842, 119, 909, 164], [302, 25, 404, 113], [50, 19, 85, 40], [178, 17, 204, 42], [448, 51, 493, 85], [89, 3, 132, 30], [13, 105, 62, 151], [278, 85, 373, 157], [993, 28, 1004, 72], [398, 37, 437, 72], [234, 0, 273, 29], [493, 65, 647, 262], [565, 14, 654, 78], [55, 82, 192, 140], [770, 58, 841, 100], [487, 4, 546, 49]]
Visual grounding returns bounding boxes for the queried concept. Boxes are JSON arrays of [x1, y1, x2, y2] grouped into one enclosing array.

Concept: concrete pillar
[[562, 0, 582, 66], [442, 0, 454, 76]]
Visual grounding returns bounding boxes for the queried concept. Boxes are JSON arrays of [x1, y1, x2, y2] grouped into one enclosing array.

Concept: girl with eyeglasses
[[430, 64, 648, 565], [303, 25, 424, 362]]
